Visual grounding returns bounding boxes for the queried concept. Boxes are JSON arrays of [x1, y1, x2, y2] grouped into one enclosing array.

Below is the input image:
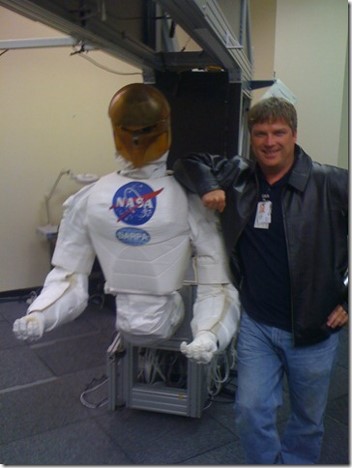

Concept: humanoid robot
[[13, 83, 240, 364]]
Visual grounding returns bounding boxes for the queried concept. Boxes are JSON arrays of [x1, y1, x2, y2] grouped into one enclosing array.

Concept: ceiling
[[0, 0, 253, 81]]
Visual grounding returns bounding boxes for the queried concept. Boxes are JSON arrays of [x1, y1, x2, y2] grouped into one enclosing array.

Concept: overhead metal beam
[[0, 0, 253, 79], [156, 0, 252, 80], [0, 36, 95, 50], [0, 0, 159, 70], [159, 51, 220, 70]]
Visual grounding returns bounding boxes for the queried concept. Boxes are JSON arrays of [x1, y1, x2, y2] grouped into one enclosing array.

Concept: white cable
[[78, 53, 143, 76], [80, 376, 108, 408], [206, 338, 237, 397]]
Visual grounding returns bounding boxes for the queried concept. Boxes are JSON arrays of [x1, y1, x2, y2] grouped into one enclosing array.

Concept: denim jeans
[[234, 312, 340, 464]]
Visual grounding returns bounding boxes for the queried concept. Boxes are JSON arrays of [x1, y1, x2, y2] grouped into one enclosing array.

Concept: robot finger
[[13, 317, 29, 340], [26, 319, 41, 340]]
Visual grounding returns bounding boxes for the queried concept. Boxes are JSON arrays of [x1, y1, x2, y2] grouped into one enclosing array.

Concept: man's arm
[[173, 152, 252, 213], [328, 168, 349, 320], [173, 152, 241, 194]]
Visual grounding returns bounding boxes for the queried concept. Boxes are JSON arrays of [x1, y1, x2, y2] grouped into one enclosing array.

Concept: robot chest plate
[[86, 173, 189, 246]]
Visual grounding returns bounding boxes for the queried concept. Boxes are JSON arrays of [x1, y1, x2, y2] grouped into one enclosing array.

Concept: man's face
[[250, 119, 297, 176]]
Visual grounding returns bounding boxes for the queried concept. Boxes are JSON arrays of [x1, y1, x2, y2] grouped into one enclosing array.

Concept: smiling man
[[248, 101, 297, 184], [173, 96, 348, 464]]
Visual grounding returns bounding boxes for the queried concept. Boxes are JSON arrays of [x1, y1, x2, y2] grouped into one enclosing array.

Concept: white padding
[[116, 291, 184, 345]]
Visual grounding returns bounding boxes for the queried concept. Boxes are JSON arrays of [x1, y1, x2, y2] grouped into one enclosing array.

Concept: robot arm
[[180, 283, 241, 364], [181, 193, 241, 364], [13, 267, 89, 341], [13, 186, 96, 341], [187, 193, 230, 284]]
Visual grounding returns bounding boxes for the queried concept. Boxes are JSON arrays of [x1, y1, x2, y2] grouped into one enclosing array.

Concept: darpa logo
[[116, 227, 150, 246], [110, 181, 163, 226]]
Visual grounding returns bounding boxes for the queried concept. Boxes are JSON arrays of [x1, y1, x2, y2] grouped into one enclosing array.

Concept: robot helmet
[[108, 83, 171, 167]]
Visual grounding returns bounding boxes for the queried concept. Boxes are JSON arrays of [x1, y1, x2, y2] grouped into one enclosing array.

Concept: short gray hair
[[247, 97, 297, 133]]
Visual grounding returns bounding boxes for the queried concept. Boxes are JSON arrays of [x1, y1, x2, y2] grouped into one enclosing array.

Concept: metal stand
[[106, 285, 208, 418]]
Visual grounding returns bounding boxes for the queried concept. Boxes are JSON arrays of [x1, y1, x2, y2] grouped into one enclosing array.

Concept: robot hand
[[13, 312, 45, 341], [180, 331, 218, 364]]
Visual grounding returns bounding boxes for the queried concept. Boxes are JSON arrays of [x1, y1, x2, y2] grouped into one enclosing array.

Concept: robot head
[[108, 83, 171, 167]]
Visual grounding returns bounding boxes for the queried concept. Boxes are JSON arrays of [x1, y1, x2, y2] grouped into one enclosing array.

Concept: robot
[[13, 83, 240, 364]]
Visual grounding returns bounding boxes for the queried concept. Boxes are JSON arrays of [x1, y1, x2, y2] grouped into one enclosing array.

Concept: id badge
[[254, 201, 272, 229]]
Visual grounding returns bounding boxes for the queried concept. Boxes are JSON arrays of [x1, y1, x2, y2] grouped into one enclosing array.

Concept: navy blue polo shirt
[[238, 170, 292, 331]]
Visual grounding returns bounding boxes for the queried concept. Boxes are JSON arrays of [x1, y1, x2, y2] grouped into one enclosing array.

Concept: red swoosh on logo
[[110, 188, 164, 222]]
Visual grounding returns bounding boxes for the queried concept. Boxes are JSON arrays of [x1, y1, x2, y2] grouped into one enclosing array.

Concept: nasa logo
[[110, 181, 163, 226], [115, 227, 150, 246]]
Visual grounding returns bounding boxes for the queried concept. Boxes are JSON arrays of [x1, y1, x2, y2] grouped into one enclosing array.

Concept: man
[[173, 96, 348, 464], [12, 83, 240, 365]]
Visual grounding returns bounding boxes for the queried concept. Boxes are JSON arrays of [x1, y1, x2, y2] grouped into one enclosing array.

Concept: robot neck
[[115, 152, 170, 179]]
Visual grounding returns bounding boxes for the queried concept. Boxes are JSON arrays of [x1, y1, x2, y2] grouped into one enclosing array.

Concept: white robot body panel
[[86, 172, 191, 295], [51, 184, 97, 274], [16, 165, 241, 356]]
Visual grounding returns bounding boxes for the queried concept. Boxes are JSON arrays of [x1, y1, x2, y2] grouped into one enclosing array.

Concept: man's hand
[[201, 189, 226, 213], [326, 304, 348, 329]]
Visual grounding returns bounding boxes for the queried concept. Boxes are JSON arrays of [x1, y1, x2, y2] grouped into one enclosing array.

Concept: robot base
[[107, 285, 209, 418]]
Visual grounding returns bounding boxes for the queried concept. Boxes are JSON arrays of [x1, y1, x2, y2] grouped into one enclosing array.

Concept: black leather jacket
[[173, 145, 348, 346]]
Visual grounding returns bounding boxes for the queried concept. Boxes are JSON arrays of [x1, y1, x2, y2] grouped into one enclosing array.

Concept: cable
[[207, 356, 229, 396], [80, 375, 108, 409], [136, 348, 188, 388], [88, 292, 105, 308], [206, 337, 237, 397], [26, 290, 38, 305], [180, 36, 193, 52], [74, 50, 143, 76], [137, 348, 167, 384], [165, 352, 187, 388], [0, 288, 42, 304]]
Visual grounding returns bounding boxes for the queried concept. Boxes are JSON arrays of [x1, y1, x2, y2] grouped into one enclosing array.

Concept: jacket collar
[[288, 145, 312, 192]]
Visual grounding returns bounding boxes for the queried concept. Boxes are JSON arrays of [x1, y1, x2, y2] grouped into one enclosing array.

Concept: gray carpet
[[0, 298, 349, 465]]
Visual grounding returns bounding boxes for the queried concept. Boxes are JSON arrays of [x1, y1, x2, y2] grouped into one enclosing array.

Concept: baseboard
[[0, 287, 42, 302]]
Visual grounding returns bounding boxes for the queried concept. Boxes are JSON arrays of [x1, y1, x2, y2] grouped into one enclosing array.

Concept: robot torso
[[86, 172, 191, 294]]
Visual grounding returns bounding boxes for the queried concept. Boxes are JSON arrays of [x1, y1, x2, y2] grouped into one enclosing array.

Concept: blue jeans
[[234, 312, 340, 464]]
